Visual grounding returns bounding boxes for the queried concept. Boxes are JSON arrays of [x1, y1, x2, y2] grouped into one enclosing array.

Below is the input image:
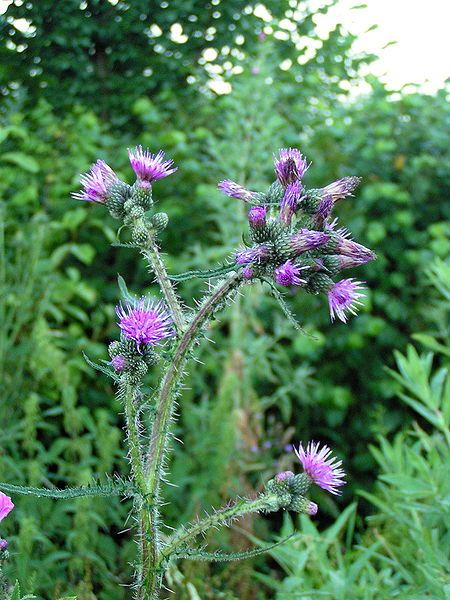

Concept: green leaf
[[117, 274, 137, 304], [1, 152, 39, 173]]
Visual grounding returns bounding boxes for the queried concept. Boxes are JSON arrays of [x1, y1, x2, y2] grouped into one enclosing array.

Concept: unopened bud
[[151, 212, 169, 232]]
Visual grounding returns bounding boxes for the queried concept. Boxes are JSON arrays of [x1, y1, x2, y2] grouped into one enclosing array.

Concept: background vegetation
[[0, 1, 448, 598]]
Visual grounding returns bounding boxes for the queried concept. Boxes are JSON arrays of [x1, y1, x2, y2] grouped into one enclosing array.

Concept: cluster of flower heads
[[266, 441, 346, 516], [218, 148, 376, 322], [72, 146, 177, 204], [0, 491, 14, 551]]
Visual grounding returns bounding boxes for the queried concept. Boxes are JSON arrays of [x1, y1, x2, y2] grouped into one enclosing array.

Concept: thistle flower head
[[328, 278, 365, 322], [235, 245, 269, 265], [274, 148, 309, 186], [307, 501, 319, 516], [116, 297, 174, 346], [291, 229, 330, 255], [0, 539, 8, 550], [248, 205, 267, 229], [280, 181, 304, 225], [314, 194, 334, 227], [0, 492, 14, 522], [335, 237, 376, 263], [320, 176, 361, 201], [128, 146, 177, 186], [274, 260, 307, 287], [218, 180, 256, 203], [275, 471, 294, 481], [111, 355, 126, 372], [72, 160, 118, 203], [242, 266, 255, 280], [295, 442, 346, 495]]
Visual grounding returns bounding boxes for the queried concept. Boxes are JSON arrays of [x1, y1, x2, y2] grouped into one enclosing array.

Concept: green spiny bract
[[132, 222, 151, 246], [131, 181, 153, 210], [151, 212, 169, 233], [264, 181, 284, 205], [305, 272, 334, 294], [264, 473, 313, 513], [105, 181, 131, 219]]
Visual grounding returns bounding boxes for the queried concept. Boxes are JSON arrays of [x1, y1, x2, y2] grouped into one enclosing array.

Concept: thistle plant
[[1, 146, 375, 598]]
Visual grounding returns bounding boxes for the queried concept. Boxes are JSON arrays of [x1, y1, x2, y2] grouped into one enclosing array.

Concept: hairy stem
[[122, 382, 146, 492], [142, 272, 241, 596], [143, 238, 186, 333], [160, 493, 280, 564]]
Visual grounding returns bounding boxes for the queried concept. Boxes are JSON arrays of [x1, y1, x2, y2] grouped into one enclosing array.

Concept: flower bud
[[151, 212, 169, 233], [131, 181, 153, 210], [111, 355, 126, 372], [242, 266, 255, 280], [248, 206, 266, 229], [305, 273, 334, 294], [132, 224, 151, 246], [0, 539, 8, 551], [105, 181, 131, 219]]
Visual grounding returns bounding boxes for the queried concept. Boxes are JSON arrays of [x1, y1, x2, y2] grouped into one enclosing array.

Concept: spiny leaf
[[0, 480, 138, 499], [168, 263, 237, 282], [117, 274, 138, 304], [174, 534, 295, 562], [83, 352, 120, 381]]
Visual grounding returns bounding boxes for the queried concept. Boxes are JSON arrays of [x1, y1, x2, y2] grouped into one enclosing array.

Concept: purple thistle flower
[[280, 181, 304, 225], [235, 245, 269, 265], [218, 180, 256, 203], [314, 194, 333, 228], [128, 146, 177, 187], [0, 492, 14, 522], [111, 355, 126, 372], [274, 148, 309, 186], [295, 441, 346, 495], [307, 501, 318, 516], [336, 254, 374, 270], [0, 539, 8, 551], [291, 229, 330, 255], [319, 176, 361, 201], [116, 298, 174, 346], [275, 471, 294, 481], [248, 205, 267, 229], [274, 260, 307, 287], [335, 236, 376, 262], [72, 160, 118, 203], [242, 266, 255, 280], [328, 278, 366, 322]]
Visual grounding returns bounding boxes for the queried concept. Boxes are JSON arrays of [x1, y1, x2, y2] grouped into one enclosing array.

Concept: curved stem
[[142, 272, 241, 596], [143, 238, 186, 333], [160, 493, 280, 565]]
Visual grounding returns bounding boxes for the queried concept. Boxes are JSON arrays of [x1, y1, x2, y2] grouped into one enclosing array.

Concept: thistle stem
[[142, 272, 241, 596], [143, 238, 186, 333], [159, 493, 280, 565]]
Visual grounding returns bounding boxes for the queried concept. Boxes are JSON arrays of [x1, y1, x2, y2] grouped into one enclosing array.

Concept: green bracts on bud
[[105, 181, 132, 219], [264, 181, 284, 205], [131, 181, 153, 210], [306, 272, 334, 294], [151, 212, 169, 233], [264, 473, 314, 513], [132, 223, 151, 246]]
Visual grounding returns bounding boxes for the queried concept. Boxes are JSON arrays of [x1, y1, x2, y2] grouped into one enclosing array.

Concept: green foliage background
[[0, 1, 448, 598]]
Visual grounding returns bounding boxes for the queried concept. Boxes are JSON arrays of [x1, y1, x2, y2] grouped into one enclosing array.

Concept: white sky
[[1, 0, 449, 93], [327, 0, 450, 92]]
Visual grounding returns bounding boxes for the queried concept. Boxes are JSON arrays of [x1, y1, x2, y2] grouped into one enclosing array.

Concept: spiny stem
[[122, 382, 146, 493], [142, 237, 186, 333], [143, 272, 241, 595], [160, 494, 280, 564]]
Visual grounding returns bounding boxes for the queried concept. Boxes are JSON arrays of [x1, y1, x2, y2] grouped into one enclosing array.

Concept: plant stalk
[[143, 238, 186, 333], [141, 272, 241, 597]]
